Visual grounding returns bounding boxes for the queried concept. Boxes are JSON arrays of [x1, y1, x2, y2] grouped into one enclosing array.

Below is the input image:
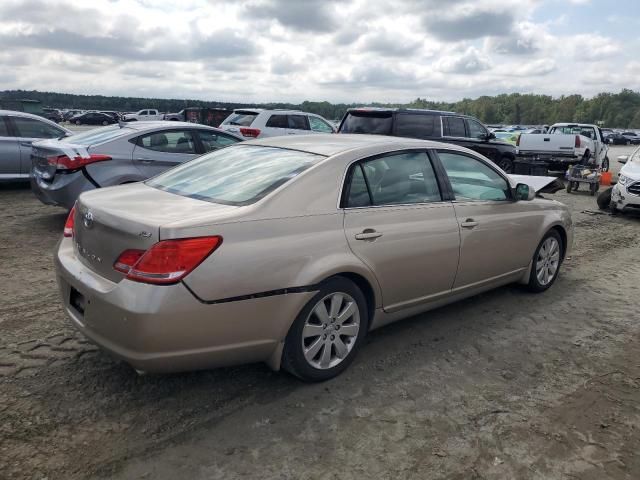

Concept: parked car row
[[1, 104, 577, 381]]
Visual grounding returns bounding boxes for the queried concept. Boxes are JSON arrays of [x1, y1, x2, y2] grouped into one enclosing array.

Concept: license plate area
[[70, 287, 86, 316]]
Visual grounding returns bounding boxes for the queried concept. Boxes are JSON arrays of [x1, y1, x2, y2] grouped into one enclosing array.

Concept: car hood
[[621, 161, 640, 179], [509, 175, 564, 194]]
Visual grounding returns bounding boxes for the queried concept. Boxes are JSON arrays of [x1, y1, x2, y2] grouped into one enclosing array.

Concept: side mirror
[[618, 155, 628, 164], [485, 132, 496, 141], [515, 183, 535, 201]]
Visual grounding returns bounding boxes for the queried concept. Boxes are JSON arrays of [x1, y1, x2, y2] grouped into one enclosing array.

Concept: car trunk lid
[[31, 140, 91, 182], [73, 183, 239, 282]]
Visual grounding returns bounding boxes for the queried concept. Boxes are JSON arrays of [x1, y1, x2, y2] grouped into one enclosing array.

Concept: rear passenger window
[[266, 115, 288, 128], [345, 152, 441, 207], [395, 114, 435, 139], [443, 117, 466, 137], [138, 130, 196, 153], [346, 164, 371, 207], [288, 115, 309, 130]]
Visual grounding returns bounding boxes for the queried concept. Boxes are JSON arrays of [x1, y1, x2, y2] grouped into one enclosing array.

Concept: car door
[[10, 115, 66, 175], [287, 114, 311, 136], [0, 115, 22, 178], [132, 129, 199, 177], [434, 149, 542, 290], [343, 150, 460, 312]]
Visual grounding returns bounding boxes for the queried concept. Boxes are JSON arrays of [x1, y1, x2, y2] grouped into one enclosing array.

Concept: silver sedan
[[31, 121, 243, 209], [55, 135, 572, 381]]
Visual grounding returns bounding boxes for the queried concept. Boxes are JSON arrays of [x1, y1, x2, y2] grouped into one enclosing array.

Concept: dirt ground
[[1, 146, 639, 480]]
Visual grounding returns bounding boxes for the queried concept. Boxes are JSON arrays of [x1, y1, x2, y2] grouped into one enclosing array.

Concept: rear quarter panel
[[85, 137, 142, 186], [179, 213, 380, 336]]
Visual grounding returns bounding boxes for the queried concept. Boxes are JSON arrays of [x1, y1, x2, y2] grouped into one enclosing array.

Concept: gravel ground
[[1, 146, 639, 480]]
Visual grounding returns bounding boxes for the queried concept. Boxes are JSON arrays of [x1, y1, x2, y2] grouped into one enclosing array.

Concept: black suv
[[338, 108, 517, 172]]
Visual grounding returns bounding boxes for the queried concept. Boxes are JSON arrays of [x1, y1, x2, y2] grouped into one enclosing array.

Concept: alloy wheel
[[301, 292, 360, 369], [536, 237, 560, 286]]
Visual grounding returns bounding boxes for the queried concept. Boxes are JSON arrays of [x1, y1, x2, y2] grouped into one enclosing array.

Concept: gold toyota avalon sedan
[[55, 135, 572, 381]]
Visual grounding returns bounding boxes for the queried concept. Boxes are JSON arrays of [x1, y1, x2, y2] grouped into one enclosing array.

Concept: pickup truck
[[121, 109, 164, 122], [163, 109, 185, 121], [516, 123, 609, 171]]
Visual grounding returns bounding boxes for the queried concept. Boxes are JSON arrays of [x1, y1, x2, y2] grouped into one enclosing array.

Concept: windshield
[[147, 145, 324, 206], [64, 125, 132, 145], [223, 112, 258, 126], [340, 111, 393, 135]]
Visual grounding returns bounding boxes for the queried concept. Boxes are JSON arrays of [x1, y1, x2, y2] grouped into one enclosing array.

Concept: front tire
[[527, 230, 563, 293], [282, 277, 368, 382], [602, 156, 610, 172]]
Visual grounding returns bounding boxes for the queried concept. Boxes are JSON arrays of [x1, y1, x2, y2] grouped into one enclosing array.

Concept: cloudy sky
[[0, 0, 637, 103]]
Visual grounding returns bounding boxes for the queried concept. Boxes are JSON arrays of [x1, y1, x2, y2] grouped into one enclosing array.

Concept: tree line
[[2, 88, 640, 128]]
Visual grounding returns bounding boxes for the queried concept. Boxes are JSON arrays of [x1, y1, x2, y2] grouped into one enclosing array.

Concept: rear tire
[[282, 277, 368, 382], [498, 155, 514, 173], [602, 156, 610, 172], [527, 230, 563, 293]]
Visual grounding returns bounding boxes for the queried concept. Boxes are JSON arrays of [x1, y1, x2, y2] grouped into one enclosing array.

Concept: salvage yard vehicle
[[31, 121, 242, 209], [122, 109, 164, 122], [610, 150, 640, 213], [219, 109, 335, 139], [0, 110, 72, 181], [55, 135, 572, 381], [70, 111, 117, 126], [516, 123, 609, 171], [338, 108, 517, 173]]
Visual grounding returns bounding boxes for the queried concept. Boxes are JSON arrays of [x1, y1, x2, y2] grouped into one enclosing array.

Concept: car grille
[[628, 181, 640, 196]]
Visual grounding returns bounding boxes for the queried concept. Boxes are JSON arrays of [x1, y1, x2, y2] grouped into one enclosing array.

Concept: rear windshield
[[339, 111, 393, 135], [65, 125, 132, 145], [147, 145, 324, 206], [222, 111, 258, 127]]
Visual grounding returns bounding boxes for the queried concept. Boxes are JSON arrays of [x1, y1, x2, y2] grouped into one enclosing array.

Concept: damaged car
[[55, 136, 572, 381]]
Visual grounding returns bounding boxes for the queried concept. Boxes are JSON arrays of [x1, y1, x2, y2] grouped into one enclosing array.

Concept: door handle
[[460, 219, 478, 228], [355, 229, 383, 240], [20, 142, 32, 147]]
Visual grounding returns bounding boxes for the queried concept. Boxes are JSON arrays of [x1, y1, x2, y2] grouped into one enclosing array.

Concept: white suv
[[219, 109, 335, 139]]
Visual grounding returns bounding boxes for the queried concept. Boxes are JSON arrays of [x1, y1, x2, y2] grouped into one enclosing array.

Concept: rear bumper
[[54, 237, 314, 373], [31, 169, 95, 209], [516, 151, 580, 163]]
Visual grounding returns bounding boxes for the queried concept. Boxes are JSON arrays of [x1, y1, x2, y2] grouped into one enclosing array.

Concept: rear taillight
[[113, 249, 145, 274], [239, 127, 261, 138], [575, 135, 581, 148], [63, 205, 76, 237], [114, 236, 222, 285], [48, 153, 112, 171]]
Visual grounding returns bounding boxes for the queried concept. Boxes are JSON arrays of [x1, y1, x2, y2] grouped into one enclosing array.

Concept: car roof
[[247, 133, 456, 156], [233, 108, 312, 115], [346, 107, 458, 116]]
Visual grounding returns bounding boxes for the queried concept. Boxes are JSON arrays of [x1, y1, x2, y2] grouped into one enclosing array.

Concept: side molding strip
[[182, 282, 321, 305]]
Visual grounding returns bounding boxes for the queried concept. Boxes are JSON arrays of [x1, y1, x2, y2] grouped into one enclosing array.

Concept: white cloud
[[0, 0, 635, 103]]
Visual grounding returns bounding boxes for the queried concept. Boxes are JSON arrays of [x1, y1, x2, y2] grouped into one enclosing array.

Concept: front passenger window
[[438, 151, 510, 201]]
